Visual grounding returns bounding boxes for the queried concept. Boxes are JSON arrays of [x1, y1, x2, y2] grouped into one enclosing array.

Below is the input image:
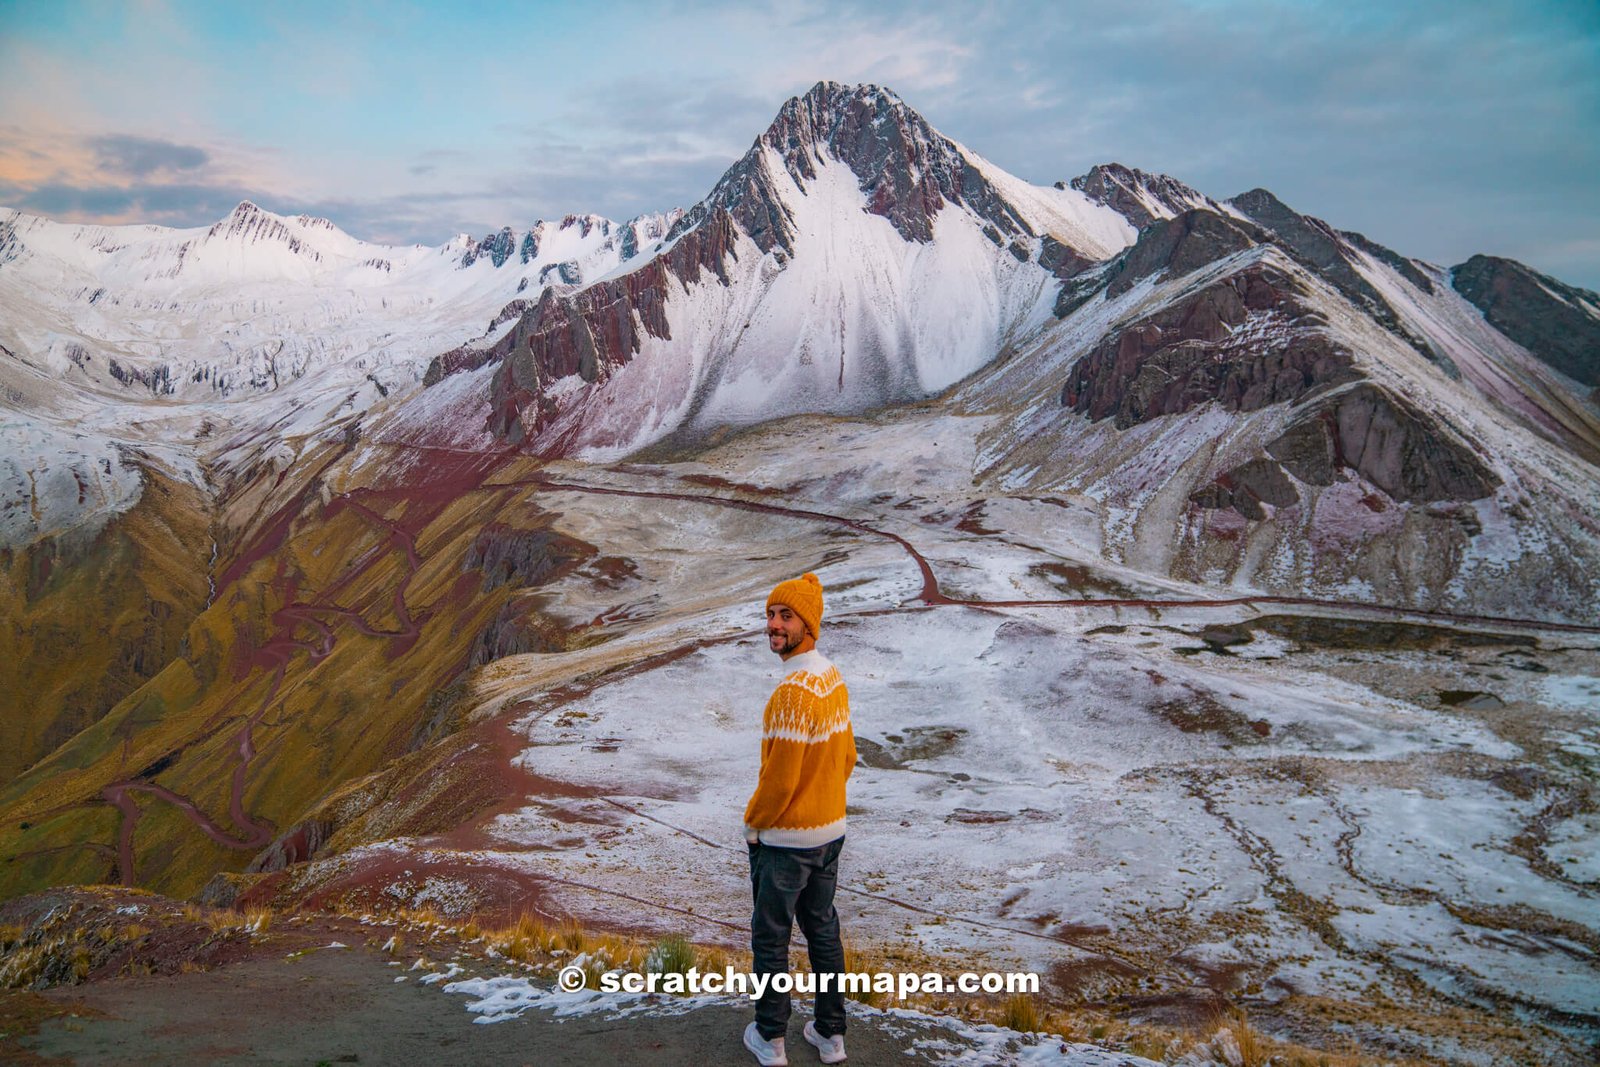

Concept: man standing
[[742, 572, 855, 1066]]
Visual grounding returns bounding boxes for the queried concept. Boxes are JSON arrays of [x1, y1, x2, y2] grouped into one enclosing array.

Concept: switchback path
[[523, 472, 1600, 636]]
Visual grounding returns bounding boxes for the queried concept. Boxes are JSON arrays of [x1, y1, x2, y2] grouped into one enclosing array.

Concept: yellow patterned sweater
[[744, 649, 856, 848]]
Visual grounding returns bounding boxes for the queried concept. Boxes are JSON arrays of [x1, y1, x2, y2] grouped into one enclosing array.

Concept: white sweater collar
[[779, 649, 831, 676]]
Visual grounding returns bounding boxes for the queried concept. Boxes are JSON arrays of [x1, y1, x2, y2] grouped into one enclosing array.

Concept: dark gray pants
[[747, 836, 847, 1041]]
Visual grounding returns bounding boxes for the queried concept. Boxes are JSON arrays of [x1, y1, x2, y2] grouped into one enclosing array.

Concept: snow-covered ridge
[[0, 201, 681, 402]]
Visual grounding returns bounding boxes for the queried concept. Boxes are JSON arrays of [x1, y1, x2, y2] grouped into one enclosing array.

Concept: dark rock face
[[1452, 255, 1600, 387], [1038, 235, 1096, 281], [1056, 207, 1265, 320], [461, 227, 516, 269], [1265, 383, 1499, 503], [487, 210, 740, 444], [470, 600, 576, 663], [674, 80, 1034, 254], [561, 214, 608, 239], [0, 215, 18, 264], [1061, 261, 1357, 427], [464, 522, 596, 591], [246, 819, 333, 873], [1190, 458, 1300, 520], [108, 358, 176, 395], [1067, 163, 1211, 229], [464, 521, 599, 666], [520, 231, 540, 264], [1228, 190, 1352, 279], [537, 261, 581, 286], [1104, 210, 1265, 300], [422, 343, 494, 387]]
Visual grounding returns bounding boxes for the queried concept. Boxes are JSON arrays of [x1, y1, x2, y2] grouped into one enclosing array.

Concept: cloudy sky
[[2, 0, 1597, 287]]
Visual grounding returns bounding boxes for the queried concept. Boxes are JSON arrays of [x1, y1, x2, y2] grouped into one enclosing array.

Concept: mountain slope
[[957, 201, 1600, 623]]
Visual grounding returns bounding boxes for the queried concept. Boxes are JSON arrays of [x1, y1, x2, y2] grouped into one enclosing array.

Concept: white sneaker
[[804, 1020, 847, 1063], [744, 1021, 788, 1066]]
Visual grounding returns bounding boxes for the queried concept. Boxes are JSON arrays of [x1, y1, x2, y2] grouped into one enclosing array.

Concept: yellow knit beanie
[[767, 572, 824, 638]]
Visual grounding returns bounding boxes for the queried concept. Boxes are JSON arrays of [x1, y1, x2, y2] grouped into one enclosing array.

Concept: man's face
[[766, 603, 807, 656]]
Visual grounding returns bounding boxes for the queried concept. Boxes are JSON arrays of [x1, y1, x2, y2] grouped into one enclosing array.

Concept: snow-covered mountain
[[0, 200, 680, 548], [0, 201, 679, 400], [4, 79, 1596, 623], [948, 184, 1600, 621], [417, 81, 1138, 456], [389, 81, 1600, 622]]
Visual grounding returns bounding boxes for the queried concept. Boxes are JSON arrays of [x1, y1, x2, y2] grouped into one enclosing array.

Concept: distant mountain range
[[3, 80, 1597, 619]]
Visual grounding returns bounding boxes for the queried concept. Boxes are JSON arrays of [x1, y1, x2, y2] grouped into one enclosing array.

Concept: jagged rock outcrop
[[246, 818, 333, 873], [1265, 383, 1500, 503], [537, 261, 581, 286], [671, 80, 1034, 253], [487, 210, 738, 443], [464, 522, 595, 591], [108, 358, 176, 395], [1066, 163, 1213, 230], [0, 215, 20, 263], [1189, 458, 1300, 520], [461, 226, 516, 268], [1190, 383, 1500, 519], [1109, 210, 1265, 299], [1055, 208, 1267, 318], [205, 201, 322, 262], [1037, 235, 1097, 281], [1452, 255, 1600, 387], [1061, 261, 1357, 427]]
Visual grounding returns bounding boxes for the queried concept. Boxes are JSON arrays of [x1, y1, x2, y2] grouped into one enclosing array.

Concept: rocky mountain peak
[[1226, 187, 1430, 354], [558, 214, 610, 237], [203, 201, 320, 261], [1452, 254, 1600, 388], [675, 80, 1032, 253], [760, 80, 913, 157], [1067, 163, 1213, 229], [460, 226, 516, 269]]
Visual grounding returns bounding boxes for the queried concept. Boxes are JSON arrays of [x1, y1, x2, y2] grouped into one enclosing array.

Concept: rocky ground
[[0, 887, 1175, 1066]]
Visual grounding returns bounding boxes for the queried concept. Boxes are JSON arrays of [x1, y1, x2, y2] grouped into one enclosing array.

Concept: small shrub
[[999, 992, 1041, 1034], [646, 934, 696, 976]]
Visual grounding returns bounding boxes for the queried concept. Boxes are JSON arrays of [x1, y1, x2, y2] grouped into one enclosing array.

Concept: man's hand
[[744, 824, 760, 844]]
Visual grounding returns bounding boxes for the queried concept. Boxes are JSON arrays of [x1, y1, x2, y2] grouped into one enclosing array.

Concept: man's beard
[[769, 630, 803, 655]]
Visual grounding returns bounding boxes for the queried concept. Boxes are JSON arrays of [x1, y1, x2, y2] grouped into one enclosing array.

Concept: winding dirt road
[[525, 472, 1600, 636]]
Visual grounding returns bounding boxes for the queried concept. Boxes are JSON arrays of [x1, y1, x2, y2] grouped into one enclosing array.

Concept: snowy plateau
[[2, 82, 1598, 1065]]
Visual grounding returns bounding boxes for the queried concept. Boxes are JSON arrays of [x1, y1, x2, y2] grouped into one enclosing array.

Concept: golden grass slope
[[0, 468, 210, 782], [0, 443, 600, 901]]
